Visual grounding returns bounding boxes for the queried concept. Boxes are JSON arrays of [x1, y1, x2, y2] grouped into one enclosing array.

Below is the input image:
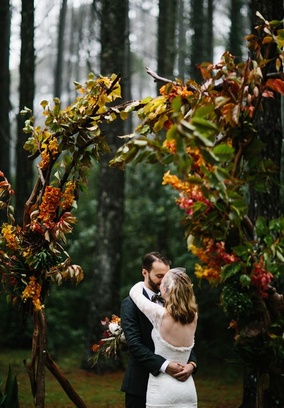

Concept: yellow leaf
[[120, 111, 129, 120], [153, 114, 169, 132], [40, 100, 49, 109]]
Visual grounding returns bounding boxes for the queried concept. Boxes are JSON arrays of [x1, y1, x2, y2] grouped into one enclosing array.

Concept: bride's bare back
[[160, 312, 197, 348]]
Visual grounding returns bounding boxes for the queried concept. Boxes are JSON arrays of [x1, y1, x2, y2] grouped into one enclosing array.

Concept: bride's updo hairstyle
[[163, 268, 198, 324]]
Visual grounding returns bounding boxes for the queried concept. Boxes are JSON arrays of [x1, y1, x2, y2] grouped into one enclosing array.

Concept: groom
[[121, 251, 197, 408]]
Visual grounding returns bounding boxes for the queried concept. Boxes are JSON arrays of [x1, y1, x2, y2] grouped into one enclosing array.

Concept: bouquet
[[91, 314, 126, 365]]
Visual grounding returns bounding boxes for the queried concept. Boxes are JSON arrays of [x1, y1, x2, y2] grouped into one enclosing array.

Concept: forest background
[[0, 0, 283, 406]]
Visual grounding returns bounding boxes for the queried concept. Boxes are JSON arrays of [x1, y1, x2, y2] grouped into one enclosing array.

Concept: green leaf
[[186, 176, 203, 185], [166, 124, 178, 140], [276, 250, 284, 263], [269, 217, 284, 233], [139, 124, 151, 135], [240, 274, 251, 287], [200, 148, 219, 165], [269, 20, 283, 28], [212, 144, 234, 162], [232, 243, 253, 258], [221, 263, 242, 281], [215, 167, 233, 182], [191, 117, 219, 133], [178, 120, 195, 136], [193, 131, 215, 147], [255, 216, 268, 237], [192, 201, 207, 217], [264, 235, 273, 246], [194, 103, 215, 118], [214, 200, 226, 212], [172, 96, 182, 112]]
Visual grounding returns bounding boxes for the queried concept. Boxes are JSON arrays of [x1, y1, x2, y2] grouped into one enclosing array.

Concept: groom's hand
[[173, 363, 195, 382], [165, 361, 184, 377]]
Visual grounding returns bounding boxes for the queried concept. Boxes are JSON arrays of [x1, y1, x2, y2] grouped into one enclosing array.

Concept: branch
[[146, 67, 197, 92], [45, 353, 88, 408], [146, 66, 175, 84], [231, 133, 254, 179], [23, 178, 42, 230], [241, 215, 255, 240], [267, 72, 284, 80]]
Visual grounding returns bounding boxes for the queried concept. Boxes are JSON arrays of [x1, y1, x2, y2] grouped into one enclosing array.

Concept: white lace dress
[[130, 282, 198, 408]]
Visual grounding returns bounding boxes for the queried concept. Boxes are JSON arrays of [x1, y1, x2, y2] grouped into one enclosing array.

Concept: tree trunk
[[177, 0, 186, 81], [83, 0, 129, 372], [0, 0, 11, 224], [15, 0, 35, 224], [54, 0, 68, 99], [189, 0, 205, 81], [205, 0, 214, 63], [227, 0, 245, 64], [157, 0, 178, 93]]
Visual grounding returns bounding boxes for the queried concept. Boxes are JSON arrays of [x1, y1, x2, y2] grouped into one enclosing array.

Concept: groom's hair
[[142, 252, 171, 272]]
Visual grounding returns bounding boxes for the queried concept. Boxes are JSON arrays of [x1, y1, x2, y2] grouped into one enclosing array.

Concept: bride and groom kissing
[[121, 251, 198, 408]]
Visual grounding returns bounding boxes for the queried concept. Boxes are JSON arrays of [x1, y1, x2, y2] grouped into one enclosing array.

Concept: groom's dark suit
[[121, 288, 197, 406]]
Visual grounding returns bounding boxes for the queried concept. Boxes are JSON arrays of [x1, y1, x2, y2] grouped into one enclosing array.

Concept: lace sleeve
[[129, 282, 164, 329]]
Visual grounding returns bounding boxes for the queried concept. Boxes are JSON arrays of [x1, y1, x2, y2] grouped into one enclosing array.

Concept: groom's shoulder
[[122, 295, 132, 304], [122, 285, 147, 305], [121, 295, 135, 309]]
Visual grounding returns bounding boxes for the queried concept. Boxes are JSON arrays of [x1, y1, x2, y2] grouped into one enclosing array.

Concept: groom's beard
[[148, 275, 160, 294]]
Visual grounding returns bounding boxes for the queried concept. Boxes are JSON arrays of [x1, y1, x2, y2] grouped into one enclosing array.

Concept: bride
[[129, 267, 198, 408]]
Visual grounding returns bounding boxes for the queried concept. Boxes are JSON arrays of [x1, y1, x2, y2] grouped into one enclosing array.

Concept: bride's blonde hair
[[163, 268, 198, 324]]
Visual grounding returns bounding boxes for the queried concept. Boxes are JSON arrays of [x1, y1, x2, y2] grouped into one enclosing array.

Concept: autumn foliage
[[0, 11, 284, 408], [110, 14, 284, 406]]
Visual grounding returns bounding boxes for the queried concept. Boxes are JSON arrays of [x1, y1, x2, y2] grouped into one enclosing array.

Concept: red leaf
[[265, 78, 284, 94]]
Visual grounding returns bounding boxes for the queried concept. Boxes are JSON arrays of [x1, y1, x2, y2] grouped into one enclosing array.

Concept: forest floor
[[0, 348, 243, 408]]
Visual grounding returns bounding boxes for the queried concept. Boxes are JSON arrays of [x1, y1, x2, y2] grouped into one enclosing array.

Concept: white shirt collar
[[143, 285, 156, 300]]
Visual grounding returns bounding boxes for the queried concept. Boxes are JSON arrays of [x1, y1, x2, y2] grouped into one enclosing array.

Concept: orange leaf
[[265, 78, 284, 94], [91, 343, 100, 352]]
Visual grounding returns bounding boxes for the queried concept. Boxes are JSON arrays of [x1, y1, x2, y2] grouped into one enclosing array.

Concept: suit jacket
[[120, 288, 197, 397]]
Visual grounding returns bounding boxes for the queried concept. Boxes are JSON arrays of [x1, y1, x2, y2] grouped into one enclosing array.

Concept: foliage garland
[[110, 13, 284, 406], [0, 73, 129, 407]]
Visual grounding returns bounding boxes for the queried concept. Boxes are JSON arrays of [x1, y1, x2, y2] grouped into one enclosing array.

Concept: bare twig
[[146, 67, 198, 92], [145, 67, 175, 84], [266, 72, 284, 79]]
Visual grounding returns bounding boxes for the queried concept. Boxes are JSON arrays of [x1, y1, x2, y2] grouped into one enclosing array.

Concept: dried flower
[[22, 276, 44, 311], [61, 181, 76, 210], [1, 224, 21, 251]]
